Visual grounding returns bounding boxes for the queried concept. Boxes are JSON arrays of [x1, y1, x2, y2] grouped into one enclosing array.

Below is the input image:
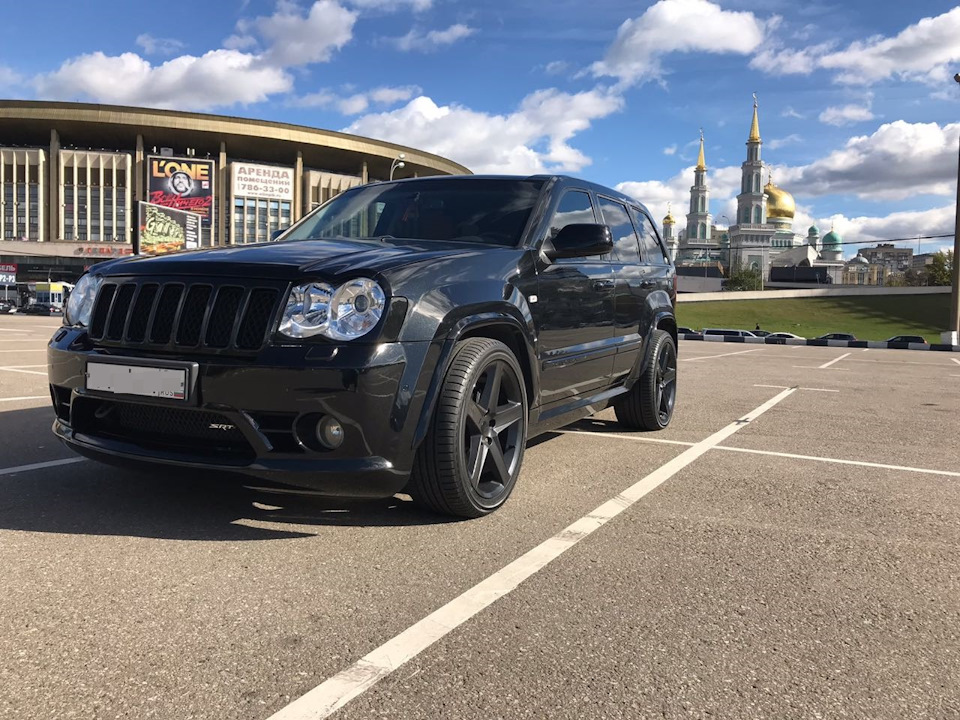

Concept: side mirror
[[544, 224, 613, 260]]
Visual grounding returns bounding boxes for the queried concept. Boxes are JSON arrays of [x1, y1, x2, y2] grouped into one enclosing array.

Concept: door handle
[[592, 279, 615, 291], [641, 280, 656, 289]]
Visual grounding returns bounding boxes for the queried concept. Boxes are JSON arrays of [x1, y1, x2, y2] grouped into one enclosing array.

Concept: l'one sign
[[0, 264, 16, 284], [232, 162, 294, 201]]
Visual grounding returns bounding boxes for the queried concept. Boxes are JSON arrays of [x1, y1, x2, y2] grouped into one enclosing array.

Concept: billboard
[[137, 202, 201, 255], [147, 156, 215, 228], [0, 263, 15, 285], [232, 162, 294, 201]]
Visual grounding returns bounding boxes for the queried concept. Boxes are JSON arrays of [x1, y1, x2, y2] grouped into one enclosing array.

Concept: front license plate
[[86, 362, 188, 400]]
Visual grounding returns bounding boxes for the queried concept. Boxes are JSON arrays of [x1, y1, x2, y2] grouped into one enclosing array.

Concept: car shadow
[[0, 407, 461, 541]]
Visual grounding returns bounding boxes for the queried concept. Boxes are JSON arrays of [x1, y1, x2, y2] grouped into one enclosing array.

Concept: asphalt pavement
[[1, 314, 958, 719]]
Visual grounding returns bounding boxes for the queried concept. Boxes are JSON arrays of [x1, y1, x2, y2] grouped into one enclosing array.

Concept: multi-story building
[[860, 243, 913, 271], [0, 100, 468, 283]]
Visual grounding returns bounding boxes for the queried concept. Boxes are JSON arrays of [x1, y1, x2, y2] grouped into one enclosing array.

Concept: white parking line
[[265, 387, 797, 720], [818, 352, 850, 369], [952, 358, 960, 366], [713, 446, 960, 479], [0, 457, 85, 477], [753, 384, 839, 393], [0, 396, 47, 402], [681, 348, 764, 362], [561, 430, 695, 446], [0, 367, 46, 376]]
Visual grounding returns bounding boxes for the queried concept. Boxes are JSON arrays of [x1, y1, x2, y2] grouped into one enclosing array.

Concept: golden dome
[[764, 180, 795, 220], [663, 210, 675, 225]]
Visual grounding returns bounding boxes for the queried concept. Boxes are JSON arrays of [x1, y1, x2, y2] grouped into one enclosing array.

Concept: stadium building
[[0, 100, 469, 288]]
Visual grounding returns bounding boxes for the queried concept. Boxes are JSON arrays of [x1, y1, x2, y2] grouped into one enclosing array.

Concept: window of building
[[699, 223, 706, 239], [753, 206, 762, 224]]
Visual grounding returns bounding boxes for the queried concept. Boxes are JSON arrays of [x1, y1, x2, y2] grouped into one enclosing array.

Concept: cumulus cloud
[[751, 7, 960, 86], [818, 99, 874, 126], [33, 1, 357, 110], [388, 23, 475, 52], [544, 61, 569, 76], [345, 0, 432, 10], [781, 106, 805, 119], [663, 145, 677, 156], [295, 84, 421, 114], [235, 0, 357, 66], [814, 205, 955, 250], [617, 164, 742, 231], [781, 120, 960, 200], [0, 65, 21, 90], [135, 33, 184, 56], [591, 0, 769, 84], [34, 50, 292, 110], [344, 88, 624, 174], [767, 134, 802, 150]]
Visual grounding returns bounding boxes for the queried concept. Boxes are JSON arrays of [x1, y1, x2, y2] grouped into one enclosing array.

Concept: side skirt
[[528, 385, 629, 438]]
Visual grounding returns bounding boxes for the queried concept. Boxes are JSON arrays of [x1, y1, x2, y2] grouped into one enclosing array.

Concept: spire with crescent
[[696, 128, 706, 171], [748, 93, 761, 143]]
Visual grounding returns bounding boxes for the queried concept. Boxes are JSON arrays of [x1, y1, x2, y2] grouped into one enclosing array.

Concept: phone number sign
[[232, 162, 294, 201]]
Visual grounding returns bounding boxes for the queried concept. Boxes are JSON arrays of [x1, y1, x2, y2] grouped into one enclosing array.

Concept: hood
[[96, 238, 499, 280]]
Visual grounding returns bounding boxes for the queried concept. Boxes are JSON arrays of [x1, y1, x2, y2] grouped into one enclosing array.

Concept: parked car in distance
[[677, 326, 697, 334], [766, 332, 804, 339], [752, 330, 772, 337], [816, 332, 857, 341], [0, 301, 17, 314], [49, 174, 680, 518], [702, 328, 757, 338], [886, 335, 927, 344], [19, 303, 60, 316]]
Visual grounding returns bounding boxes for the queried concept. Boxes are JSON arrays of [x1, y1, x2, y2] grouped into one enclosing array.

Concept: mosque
[[660, 98, 844, 279]]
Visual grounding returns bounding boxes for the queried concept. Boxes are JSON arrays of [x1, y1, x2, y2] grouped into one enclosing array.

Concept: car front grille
[[88, 277, 283, 355]]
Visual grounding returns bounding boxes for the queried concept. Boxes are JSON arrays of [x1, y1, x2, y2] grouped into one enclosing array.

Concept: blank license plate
[[86, 362, 188, 400]]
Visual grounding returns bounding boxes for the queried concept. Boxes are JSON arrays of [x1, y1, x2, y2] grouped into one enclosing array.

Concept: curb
[[679, 334, 960, 352]]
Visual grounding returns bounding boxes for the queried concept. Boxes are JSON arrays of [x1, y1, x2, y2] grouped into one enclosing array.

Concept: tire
[[614, 329, 677, 431], [409, 338, 528, 518]]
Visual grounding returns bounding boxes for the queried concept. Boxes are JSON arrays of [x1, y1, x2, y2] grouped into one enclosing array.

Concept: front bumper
[[47, 329, 435, 498]]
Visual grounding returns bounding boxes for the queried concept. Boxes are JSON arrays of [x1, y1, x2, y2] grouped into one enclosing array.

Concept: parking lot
[[1, 313, 959, 719]]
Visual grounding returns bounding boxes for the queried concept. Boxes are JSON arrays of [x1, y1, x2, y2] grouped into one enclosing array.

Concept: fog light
[[317, 416, 344, 449]]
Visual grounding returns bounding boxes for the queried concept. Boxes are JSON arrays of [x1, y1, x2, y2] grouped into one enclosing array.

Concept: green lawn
[[676, 293, 952, 342]]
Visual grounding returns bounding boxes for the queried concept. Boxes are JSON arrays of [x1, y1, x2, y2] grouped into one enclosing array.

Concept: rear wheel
[[614, 329, 677, 431], [409, 338, 528, 518]]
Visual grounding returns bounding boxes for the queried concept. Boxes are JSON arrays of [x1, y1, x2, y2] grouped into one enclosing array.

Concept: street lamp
[[948, 73, 960, 345], [389, 153, 406, 181]]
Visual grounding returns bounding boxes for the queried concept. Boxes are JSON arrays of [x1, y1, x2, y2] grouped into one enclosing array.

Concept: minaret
[[736, 94, 765, 227], [685, 129, 711, 242], [662, 203, 678, 262]]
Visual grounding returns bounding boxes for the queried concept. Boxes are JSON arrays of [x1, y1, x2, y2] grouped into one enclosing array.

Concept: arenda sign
[[147, 157, 215, 227]]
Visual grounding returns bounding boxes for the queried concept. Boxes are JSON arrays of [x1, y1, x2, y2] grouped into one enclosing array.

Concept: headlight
[[64, 274, 102, 327], [279, 278, 386, 341], [278, 282, 335, 338]]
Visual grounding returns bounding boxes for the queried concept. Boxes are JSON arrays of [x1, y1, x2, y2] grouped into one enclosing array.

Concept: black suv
[[48, 175, 678, 517]]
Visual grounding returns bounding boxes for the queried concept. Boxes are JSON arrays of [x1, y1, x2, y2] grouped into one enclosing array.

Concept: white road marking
[[0, 396, 47, 403], [952, 358, 960, 366], [792, 366, 850, 371], [0, 349, 46, 353], [753, 384, 839, 393], [817, 352, 850, 369], [561, 430, 695, 446], [862, 348, 869, 352], [266, 388, 798, 720], [681, 348, 764, 362], [0, 457, 85, 477], [713, 446, 960, 479], [0, 367, 46, 376]]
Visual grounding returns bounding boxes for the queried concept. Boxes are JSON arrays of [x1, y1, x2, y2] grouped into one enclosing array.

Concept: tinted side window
[[548, 190, 596, 240], [631, 206, 670, 265], [597, 197, 640, 265]]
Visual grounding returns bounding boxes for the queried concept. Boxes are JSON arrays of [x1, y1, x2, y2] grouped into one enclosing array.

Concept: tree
[[724, 265, 762, 291], [924, 250, 954, 286]]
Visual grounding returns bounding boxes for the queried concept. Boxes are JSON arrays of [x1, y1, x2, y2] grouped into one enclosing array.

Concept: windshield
[[283, 178, 545, 247]]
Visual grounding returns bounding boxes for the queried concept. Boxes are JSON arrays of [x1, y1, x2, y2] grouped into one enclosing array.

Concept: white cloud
[[135, 33, 184, 56], [295, 84, 420, 114], [617, 164, 741, 231], [345, 0, 432, 11], [781, 106, 804, 119], [544, 61, 569, 76], [818, 103, 874, 126], [818, 6, 960, 85], [767, 134, 801, 150], [344, 88, 624, 174], [237, 0, 357, 66], [814, 205, 955, 250], [0, 65, 21, 90], [663, 145, 677, 156], [34, 50, 292, 110], [591, 0, 769, 84], [389, 23, 475, 52], [748, 42, 833, 76]]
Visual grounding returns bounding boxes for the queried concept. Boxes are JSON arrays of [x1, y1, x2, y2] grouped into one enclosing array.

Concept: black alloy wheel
[[614, 329, 677, 431], [409, 338, 528, 518]]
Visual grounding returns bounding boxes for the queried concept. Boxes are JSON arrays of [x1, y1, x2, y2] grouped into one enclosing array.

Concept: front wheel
[[614, 329, 677, 431], [409, 338, 528, 518]]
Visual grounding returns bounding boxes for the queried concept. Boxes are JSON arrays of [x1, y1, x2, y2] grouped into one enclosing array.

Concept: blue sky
[[1, 0, 959, 256]]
